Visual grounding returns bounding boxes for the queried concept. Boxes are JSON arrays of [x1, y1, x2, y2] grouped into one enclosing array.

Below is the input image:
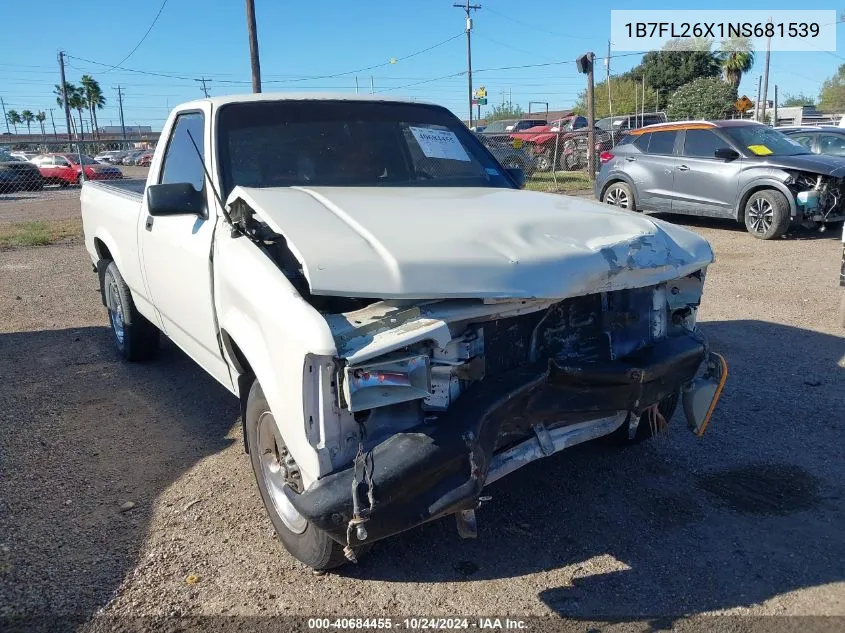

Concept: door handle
[[625, 157, 636, 162], [145, 216, 154, 231], [677, 164, 690, 171]]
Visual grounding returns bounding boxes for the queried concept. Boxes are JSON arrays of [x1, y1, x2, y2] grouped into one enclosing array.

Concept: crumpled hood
[[760, 153, 845, 177], [228, 186, 714, 299]]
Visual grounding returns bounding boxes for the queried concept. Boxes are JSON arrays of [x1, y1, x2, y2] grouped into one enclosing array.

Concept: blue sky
[[1, 0, 842, 133]]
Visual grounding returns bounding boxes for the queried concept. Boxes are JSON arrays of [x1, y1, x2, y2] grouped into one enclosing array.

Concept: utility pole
[[761, 18, 772, 120], [355, 76, 359, 94], [115, 86, 127, 142], [245, 0, 262, 93], [577, 52, 596, 181], [49, 108, 57, 138], [755, 75, 762, 120], [370, 76, 375, 94], [454, 1, 481, 128], [606, 40, 612, 118], [196, 78, 211, 98], [773, 85, 778, 128], [0, 97, 9, 134], [58, 51, 73, 142]]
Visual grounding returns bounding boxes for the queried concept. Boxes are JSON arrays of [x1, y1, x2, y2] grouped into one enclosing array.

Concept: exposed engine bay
[[787, 171, 845, 228]]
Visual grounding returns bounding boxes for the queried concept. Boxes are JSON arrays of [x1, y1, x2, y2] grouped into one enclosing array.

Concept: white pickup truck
[[81, 93, 727, 570]]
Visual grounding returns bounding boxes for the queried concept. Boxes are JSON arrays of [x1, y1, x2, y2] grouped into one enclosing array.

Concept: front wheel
[[744, 189, 790, 240], [602, 181, 635, 210], [246, 381, 365, 570]]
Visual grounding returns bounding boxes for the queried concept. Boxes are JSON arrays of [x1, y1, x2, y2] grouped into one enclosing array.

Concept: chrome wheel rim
[[257, 411, 307, 534], [104, 278, 125, 345], [747, 197, 774, 234], [605, 186, 630, 208]]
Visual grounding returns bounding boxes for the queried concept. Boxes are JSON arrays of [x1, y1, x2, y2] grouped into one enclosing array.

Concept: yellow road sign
[[736, 96, 754, 113]]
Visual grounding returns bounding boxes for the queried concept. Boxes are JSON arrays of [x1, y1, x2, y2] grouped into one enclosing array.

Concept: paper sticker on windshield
[[410, 126, 470, 161], [747, 144, 773, 155]]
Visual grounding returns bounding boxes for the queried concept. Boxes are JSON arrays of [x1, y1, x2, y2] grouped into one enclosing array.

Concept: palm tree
[[67, 87, 87, 141], [20, 110, 34, 136], [80, 75, 105, 139], [6, 109, 21, 134], [35, 111, 47, 138], [719, 37, 755, 91]]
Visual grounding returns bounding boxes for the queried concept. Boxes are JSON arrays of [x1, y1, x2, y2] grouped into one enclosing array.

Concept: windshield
[[721, 125, 809, 157], [217, 100, 515, 196], [65, 154, 99, 165]]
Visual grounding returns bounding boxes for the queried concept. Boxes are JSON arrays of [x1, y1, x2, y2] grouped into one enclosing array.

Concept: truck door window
[[160, 112, 205, 191], [819, 134, 845, 156]]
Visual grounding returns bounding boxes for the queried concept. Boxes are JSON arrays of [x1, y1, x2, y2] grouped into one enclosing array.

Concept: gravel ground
[[0, 207, 843, 628]]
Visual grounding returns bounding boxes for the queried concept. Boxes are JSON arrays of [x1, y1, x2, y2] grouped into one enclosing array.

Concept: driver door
[[138, 108, 233, 389]]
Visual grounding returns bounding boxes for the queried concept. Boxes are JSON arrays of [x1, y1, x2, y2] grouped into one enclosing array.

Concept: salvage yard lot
[[0, 197, 844, 625]]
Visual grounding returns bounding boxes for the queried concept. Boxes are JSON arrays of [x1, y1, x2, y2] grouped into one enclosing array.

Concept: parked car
[[596, 120, 845, 239], [33, 153, 122, 186], [482, 118, 547, 143], [475, 132, 536, 175], [510, 115, 591, 172], [0, 149, 43, 192], [81, 93, 725, 571], [135, 151, 155, 167], [10, 151, 38, 162], [95, 150, 127, 164], [780, 127, 845, 158], [122, 150, 146, 165]]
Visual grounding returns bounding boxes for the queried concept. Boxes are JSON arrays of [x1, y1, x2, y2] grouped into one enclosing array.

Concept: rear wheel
[[602, 181, 635, 210], [246, 381, 366, 570], [744, 189, 790, 240], [102, 261, 159, 361], [535, 150, 554, 172]]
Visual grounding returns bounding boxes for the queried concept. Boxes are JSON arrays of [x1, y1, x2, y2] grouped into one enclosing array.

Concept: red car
[[510, 115, 590, 171], [33, 153, 123, 186], [136, 151, 154, 167]]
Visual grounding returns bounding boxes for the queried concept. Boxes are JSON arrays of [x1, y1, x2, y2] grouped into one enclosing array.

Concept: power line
[[195, 77, 211, 97], [102, 0, 170, 73], [483, 7, 592, 41]]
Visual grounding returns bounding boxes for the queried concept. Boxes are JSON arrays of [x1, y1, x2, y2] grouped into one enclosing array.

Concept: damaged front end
[[286, 273, 726, 556], [787, 171, 845, 229]]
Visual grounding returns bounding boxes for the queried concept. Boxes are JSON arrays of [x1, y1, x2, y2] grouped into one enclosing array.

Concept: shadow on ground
[[1, 319, 843, 621], [650, 212, 842, 241], [348, 319, 845, 616], [0, 327, 238, 619]]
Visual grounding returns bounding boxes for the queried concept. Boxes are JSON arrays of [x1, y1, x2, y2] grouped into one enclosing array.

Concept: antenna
[[185, 129, 234, 230]]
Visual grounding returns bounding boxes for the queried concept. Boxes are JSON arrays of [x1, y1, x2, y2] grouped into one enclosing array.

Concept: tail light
[[599, 151, 614, 164]]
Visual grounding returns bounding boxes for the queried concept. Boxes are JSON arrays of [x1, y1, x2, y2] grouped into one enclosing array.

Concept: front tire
[[102, 261, 159, 361], [602, 181, 635, 210], [744, 189, 790, 240], [246, 381, 360, 570]]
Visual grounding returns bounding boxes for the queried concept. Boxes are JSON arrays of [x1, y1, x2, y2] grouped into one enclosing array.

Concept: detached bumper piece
[[287, 336, 712, 547]]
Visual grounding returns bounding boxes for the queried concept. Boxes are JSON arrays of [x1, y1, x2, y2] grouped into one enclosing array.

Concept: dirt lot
[[0, 199, 844, 628]]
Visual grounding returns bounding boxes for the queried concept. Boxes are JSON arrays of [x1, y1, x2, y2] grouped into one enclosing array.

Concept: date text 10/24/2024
[[308, 618, 528, 630]]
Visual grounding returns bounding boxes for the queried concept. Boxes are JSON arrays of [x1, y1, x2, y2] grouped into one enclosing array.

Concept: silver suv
[[595, 120, 845, 239]]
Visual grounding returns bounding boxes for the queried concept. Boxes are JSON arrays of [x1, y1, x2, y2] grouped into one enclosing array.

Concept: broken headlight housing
[[342, 354, 431, 412]]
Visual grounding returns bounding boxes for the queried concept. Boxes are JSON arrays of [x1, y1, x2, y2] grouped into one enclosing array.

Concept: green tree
[[780, 92, 815, 107], [626, 38, 721, 95], [667, 77, 737, 120], [818, 65, 845, 112], [20, 110, 34, 135], [67, 87, 87, 140], [485, 102, 524, 121], [6, 109, 21, 134], [35, 111, 47, 137], [574, 77, 658, 119], [718, 37, 755, 91], [80, 75, 105, 138]]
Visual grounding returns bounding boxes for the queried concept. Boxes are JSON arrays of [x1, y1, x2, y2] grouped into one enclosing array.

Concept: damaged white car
[[81, 94, 727, 570]]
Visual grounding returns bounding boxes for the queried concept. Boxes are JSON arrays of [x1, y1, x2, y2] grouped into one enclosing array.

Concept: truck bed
[[86, 178, 146, 201]]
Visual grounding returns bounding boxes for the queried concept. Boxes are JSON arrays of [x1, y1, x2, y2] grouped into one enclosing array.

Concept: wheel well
[[600, 178, 634, 205], [736, 185, 788, 222], [94, 238, 113, 262], [219, 330, 255, 454]]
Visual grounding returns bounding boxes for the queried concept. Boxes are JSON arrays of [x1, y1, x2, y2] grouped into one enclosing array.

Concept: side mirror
[[506, 167, 526, 188], [714, 147, 740, 161], [147, 183, 205, 217]]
